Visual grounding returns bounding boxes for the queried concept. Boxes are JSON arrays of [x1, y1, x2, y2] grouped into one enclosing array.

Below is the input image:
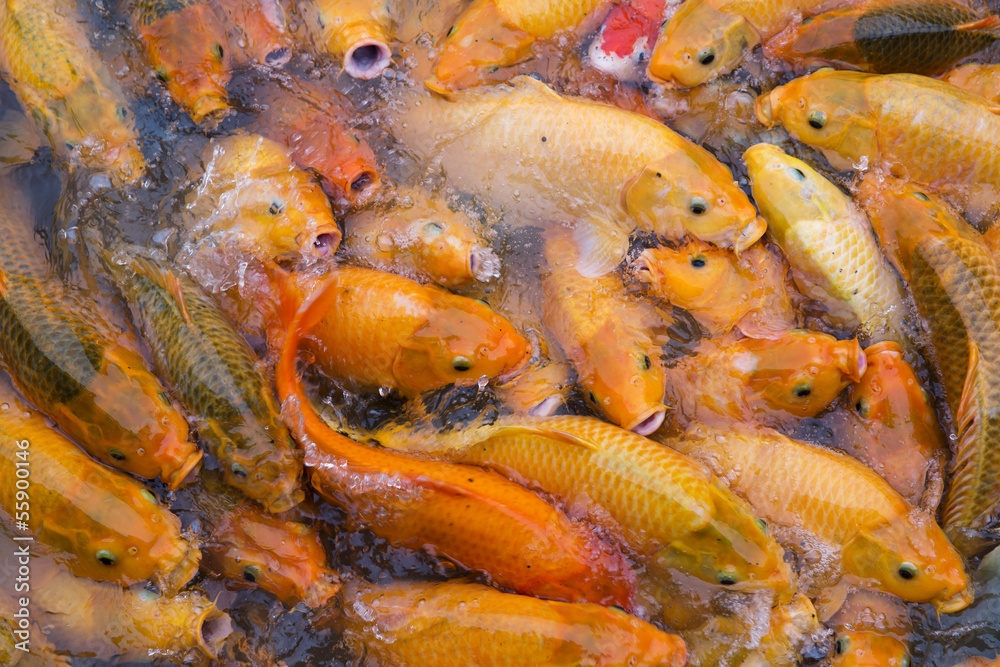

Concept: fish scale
[[713, 0, 833, 38], [128, 0, 197, 26]]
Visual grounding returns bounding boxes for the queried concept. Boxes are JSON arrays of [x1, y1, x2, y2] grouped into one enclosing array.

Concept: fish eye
[[486, 65, 500, 73], [212, 43, 224, 60], [140, 489, 158, 504], [755, 518, 767, 533], [793, 383, 812, 398], [452, 356, 473, 371], [808, 110, 828, 129], [96, 549, 117, 566], [689, 197, 708, 215], [156, 67, 169, 82], [108, 447, 126, 461], [269, 199, 286, 215], [243, 564, 262, 583], [116, 107, 128, 121], [717, 571, 738, 585], [697, 48, 716, 66], [913, 191, 929, 201], [855, 397, 870, 417], [588, 391, 598, 405], [475, 298, 491, 309], [641, 354, 652, 370], [65, 140, 77, 151], [232, 463, 249, 478], [423, 222, 444, 237], [790, 168, 805, 181], [690, 254, 707, 268], [901, 654, 911, 667], [898, 562, 918, 579], [835, 636, 848, 655], [157, 390, 170, 404], [446, 25, 456, 37]]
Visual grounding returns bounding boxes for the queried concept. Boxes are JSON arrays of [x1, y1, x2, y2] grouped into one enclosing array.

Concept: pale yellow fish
[[745, 143, 911, 343], [389, 75, 765, 277], [942, 63, 1000, 104], [287, 0, 391, 78]]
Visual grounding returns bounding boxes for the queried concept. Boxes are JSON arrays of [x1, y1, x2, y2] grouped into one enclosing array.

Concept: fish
[[632, 238, 799, 338], [497, 360, 573, 416], [985, 220, 1000, 261], [859, 176, 1000, 557], [342, 187, 498, 289], [0, 188, 199, 487], [123, 0, 231, 124], [647, 0, 834, 88], [286, 0, 391, 79], [589, 0, 667, 81], [0, 589, 70, 667], [214, 0, 292, 68], [390, 75, 766, 277], [182, 133, 342, 263], [662, 330, 867, 430], [663, 425, 973, 613], [767, 0, 1000, 76], [542, 230, 668, 435], [430, 0, 611, 90], [245, 76, 380, 204], [365, 413, 795, 596], [744, 143, 912, 344], [97, 251, 305, 513], [828, 590, 912, 667], [275, 264, 530, 398], [942, 63, 1000, 103], [0, 380, 200, 593], [0, 531, 232, 663], [340, 580, 687, 666], [755, 70, 1000, 215], [839, 341, 947, 509], [0, 0, 144, 184], [274, 281, 638, 608]]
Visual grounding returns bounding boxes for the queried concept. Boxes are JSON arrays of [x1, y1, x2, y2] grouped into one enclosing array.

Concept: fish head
[[633, 240, 739, 308], [647, 0, 759, 88], [624, 153, 765, 251], [830, 630, 911, 667], [848, 342, 944, 458], [216, 422, 305, 513], [744, 331, 866, 418], [580, 320, 667, 435], [62, 79, 145, 185], [842, 511, 973, 612], [125, 590, 232, 659], [393, 296, 530, 396], [205, 506, 341, 607], [429, 0, 534, 91], [755, 70, 876, 169], [498, 361, 571, 416], [389, 201, 492, 288]]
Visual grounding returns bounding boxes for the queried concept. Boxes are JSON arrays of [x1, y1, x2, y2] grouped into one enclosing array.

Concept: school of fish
[[0, 0, 999, 665]]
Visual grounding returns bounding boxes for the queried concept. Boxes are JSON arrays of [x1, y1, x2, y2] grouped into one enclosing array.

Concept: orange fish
[[276, 265, 529, 398], [341, 580, 686, 666], [542, 230, 669, 434], [837, 341, 947, 509], [633, 238, 799, 338], [663, 330, 867, 430], [274, 280, 636, 608], [497, 360, 573, 416], [214, 0, 292, 68], [246, 75, 380, 205], [287, 0, 391, 79], [942, 63, 1000, 103], [125, 0, 231, 124], [985, 220, 1000, 261], [828, 590, 912, 667]]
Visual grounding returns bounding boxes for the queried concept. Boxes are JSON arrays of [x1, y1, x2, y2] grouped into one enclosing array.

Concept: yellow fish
[[287, 0, 391, 79], [942, 63, 1000, 103], [828, 590, 912, 667], [390, 76, 766, 277], [745, 143, 912, 344], [663, 425, 973, 613]]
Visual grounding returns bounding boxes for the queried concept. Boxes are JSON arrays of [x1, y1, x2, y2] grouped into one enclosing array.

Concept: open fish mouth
[[344, 40, 392, 79], [629, 407, 667, 436], [935, 586, 975, 614], [196, 606, 234, 658]]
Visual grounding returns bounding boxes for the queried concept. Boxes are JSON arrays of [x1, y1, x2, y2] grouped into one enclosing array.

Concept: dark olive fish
[[768, 0, 1000, 75], [99, 251, 304, 513]]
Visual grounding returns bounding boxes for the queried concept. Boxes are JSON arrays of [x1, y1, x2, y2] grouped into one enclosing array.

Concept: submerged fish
[[648, 0, 833, 88], [0, 380, 199, 594], [99, 252, 305, 513], [664, 426, 973, 613], [391, 76, 765, 277], [342, 187, 496, 289], [123, 0, 231, 123], [589, 0, 667, 81], [366, 413, 794, 596], [341, 580, 686, 666], [767, 0, 1000, 76], [0, 191, 199, 486], [183, 133, 342, 264], [0, 589, 68, 667], [0, 0, 144, 184], [860, 177, 1000, 557], [276, 265, 529, 398], [840, 341, 947, 509], [274, 283, 637, 607], [942, 63, 1000, 103], [745, 143, 912, 344], [431, 0, 610, 90], [542, 230, 668, 434], [828, 590, 912, 667], [756, 70, 1000, 213], [663, 330, 866, 430], [633, 238, 799, 338], [287, 0, 391, 79], [497, 360, 573, 417], [214, 0, 292, 68]]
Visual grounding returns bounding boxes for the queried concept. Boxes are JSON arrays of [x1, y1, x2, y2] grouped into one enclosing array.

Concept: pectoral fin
[[572, 222, 630, 278]]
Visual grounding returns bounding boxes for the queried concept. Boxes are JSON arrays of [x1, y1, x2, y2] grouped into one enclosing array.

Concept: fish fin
[[812, 581, 851, 622], [489, 422, 601, 452], [164, 270, 194, 326], [572, 223, 630, 278], [956, 14, 1000, 34], [508, 75, 563, 99]]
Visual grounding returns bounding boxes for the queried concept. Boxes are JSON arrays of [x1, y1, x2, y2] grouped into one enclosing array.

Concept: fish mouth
[[195, 606, 233, 658], [190, 94, 231, 126], [935, 586, 974, 614], [528, 394, 565, 417], [167, 448, 204, 491], [629, 407, 667, 436], [159, 540, 202, 596], [733, 216, 768, 252], [344, 40, 391, 79], [264, 45, 292, 68], [755, 92, 775, 126], [265, 485, 306, 514]]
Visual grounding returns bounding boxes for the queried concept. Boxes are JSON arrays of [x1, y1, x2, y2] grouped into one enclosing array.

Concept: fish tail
[[957, 14, 1000, 35]]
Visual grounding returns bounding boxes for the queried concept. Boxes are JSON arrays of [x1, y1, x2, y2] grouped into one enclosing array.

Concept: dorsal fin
[[130, 258, 196, 327]]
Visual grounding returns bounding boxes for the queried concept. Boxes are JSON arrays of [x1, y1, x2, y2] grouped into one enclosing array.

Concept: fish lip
[[190, 95, 231, 126], [264, 45, 292, 68], [733, 216, 768, 252], [936, 586, 975, 614], [158, 540, 202, 596], [629, 407, 667, 436], [528, 394, 565, 417], [265, 485, 306, 514], [755, 92, 775, 126], [166, 448, 204, 491], [344, 40, 391, 79], [195, 606, 233, 658]]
